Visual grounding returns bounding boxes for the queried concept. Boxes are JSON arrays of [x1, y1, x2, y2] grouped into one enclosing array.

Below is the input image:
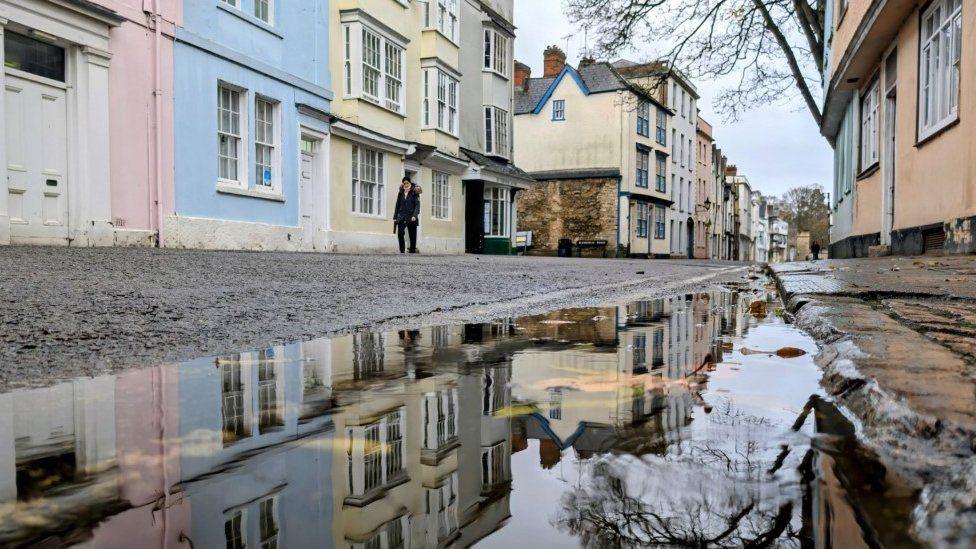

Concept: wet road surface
[[0, 286, 921, 547]]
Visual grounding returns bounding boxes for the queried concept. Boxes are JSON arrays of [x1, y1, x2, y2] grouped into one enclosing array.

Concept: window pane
[[3, 31, 66, 82]]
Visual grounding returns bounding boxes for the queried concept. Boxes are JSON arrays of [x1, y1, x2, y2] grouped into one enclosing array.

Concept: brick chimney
[[578, 56, 596, 69], [543, 45, 566, 78], [514, 61, 531, 91], [726, 164, 738, 177]]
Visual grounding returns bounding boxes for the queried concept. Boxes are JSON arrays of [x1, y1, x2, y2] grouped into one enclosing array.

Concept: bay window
[[352, 145, 385, 216], [483, 28, 510, 76], [423, 67, 459, 135], [485, 106, 509, 157], [859, 80, 879, 170], [342, 14, 406, 114], [484, 186, 510, 237], [425, 0, 459, 42], [432, 171, 451, 220], [918, 0, 962, 140]]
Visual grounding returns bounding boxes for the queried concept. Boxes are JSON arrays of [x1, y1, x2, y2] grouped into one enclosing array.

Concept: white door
[[300, 150, 316, 247], [5, 73, 69, 243]]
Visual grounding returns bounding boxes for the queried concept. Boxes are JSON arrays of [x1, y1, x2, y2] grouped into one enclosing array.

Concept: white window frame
[[253, 0, 273, 25], [425, 0, 459, 43], [636, 148, 649, 188], [253, 96, 280, 193], [431, 171, 451, 220], [552, 99, 565, 121], [483, 27, 510, 78], [484, 106, 510, 158], [484, 186, 510, 237], [218, 83, 247, 189], [637, 100, 650, 136], [341, 17, 407, 115], [423, 67, 459, 135], [918, 0, 962, 141], [859, 79, 880, 170], [351, 145, 385, 217], [220, 0, 240, 9]]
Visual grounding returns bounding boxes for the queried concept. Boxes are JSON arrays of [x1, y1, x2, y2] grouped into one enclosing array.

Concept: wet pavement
[[0, 285, 922, 547]]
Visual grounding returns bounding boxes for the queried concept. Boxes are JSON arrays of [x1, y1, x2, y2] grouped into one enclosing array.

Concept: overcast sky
[[513, 1, 833, 200]]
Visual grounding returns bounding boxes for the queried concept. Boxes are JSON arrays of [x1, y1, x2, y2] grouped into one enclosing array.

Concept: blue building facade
[[171, 0, 333, 251]]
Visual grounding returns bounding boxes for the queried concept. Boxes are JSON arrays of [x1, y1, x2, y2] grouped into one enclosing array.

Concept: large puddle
[[0, 287, 920, 547]]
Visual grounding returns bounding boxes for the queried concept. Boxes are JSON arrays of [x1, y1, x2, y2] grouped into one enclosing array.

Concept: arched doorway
[[686, 218, 694, 258]]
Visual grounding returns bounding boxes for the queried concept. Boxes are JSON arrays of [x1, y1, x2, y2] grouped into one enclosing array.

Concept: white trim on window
[[253, 96, 280, 193], [859, 79, 880, 170], [218, 83, 247, 189], [484, 186, 510, 237], [425, 0, 459, 43], [219, 0, 240, 9], [483, 27, 510, 78], [918, 0, 962, 141], [431, 171, 451, 220], [484, 106, 509, 158], [423, 67, 459, 135], [352, 144, 386, 217], [253, 0, 273, 25], [341, 18, 407, 115]]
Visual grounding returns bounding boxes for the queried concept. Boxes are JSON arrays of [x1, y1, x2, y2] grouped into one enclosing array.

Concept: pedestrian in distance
[[811, 241, 821, 261], [393, 176, 420, 254]]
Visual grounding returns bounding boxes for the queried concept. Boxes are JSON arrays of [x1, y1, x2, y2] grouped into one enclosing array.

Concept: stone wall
[[516, 178, 619, 255]]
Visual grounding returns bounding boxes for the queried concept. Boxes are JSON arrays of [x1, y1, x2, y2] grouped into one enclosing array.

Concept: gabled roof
[[613, 59, 701, 100], [514, 62, 670, 115], [460, 147, 534, 182]]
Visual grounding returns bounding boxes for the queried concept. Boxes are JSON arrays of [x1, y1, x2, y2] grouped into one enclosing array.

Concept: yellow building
[[325, 0, 469, 254], [513, 47, 674, 258], [824, 0, 973, 257]]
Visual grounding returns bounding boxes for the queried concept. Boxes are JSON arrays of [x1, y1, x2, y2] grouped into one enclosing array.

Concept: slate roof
[[514, 61, 669, 115], [461, 148, 534, 182]]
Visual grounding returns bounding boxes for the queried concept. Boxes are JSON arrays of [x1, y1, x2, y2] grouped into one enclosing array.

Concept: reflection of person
[[393, 177, 420, 254], [810, 241, 821, 260]]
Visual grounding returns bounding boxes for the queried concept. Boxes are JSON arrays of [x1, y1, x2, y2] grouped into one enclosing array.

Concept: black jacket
[[393, 189, 420, 223]]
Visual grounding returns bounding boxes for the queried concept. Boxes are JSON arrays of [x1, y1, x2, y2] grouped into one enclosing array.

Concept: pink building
[[1, 0, 179, 246]]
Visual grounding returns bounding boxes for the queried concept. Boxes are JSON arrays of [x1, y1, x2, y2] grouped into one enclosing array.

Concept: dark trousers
[[397, 221, 418, 253]]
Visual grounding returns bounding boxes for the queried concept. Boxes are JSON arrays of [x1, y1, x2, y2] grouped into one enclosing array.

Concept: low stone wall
[[516, 177, 619, 255]]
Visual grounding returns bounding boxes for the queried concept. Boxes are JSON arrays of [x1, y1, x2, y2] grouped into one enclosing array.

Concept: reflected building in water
[[0, 289, 895, 548]]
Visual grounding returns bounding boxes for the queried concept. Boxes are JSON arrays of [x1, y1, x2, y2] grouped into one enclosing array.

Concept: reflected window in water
[[224, 509, 245, 549], [652, 328, 664, 369], [431, 325, 450, 348], [482, 368, 509, 416], [258, 349, 283, 433], [221, 358, 250, 445], [423, 389, 458, 450], [633, 333, 647, 369], [353, 333, 385, 380], [548, 388, 563, 420], [481, 440, 510, 492], [259, 496, 279, 549], [425, 473, 459, 543], [346, 409, 407, 499]]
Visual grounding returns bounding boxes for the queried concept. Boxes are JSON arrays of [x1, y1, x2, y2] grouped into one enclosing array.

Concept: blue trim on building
[[531, 65, 589, 115]]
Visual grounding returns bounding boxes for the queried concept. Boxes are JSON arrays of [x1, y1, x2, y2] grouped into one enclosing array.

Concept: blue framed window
[[637, 101, 650, 137], [655, 152, 667, 192], [654, 205, 666, 239], [552, 99, 566, 121], [636, 203, 649, 238], [636, 149, 649, 188], [655, 108, 667, 145]]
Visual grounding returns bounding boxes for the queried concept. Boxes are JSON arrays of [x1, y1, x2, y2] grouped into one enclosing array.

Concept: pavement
[[770, 255, 976, 547], [0, 246, 747, 389]]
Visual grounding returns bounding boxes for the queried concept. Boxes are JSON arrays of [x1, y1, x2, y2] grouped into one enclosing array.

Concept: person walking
[[393, 177, 420, 254], [810, 241, 821, 261]]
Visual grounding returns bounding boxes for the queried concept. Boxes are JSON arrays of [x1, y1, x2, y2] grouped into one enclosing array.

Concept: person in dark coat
[[810, 241, 821, 260], [393, 177, 420, 253]]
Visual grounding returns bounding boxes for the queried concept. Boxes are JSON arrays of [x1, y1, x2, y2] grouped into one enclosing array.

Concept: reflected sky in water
[[0, 288, 919, 548]]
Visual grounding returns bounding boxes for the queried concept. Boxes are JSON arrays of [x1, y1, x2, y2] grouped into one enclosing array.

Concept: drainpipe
[[152, 0, 165, 246]]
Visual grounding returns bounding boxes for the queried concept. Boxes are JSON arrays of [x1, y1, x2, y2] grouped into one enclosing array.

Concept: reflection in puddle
[[0, 291, 919, 547]]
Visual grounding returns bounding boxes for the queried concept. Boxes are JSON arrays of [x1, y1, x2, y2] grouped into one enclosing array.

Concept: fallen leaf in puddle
[[539, 320, 575, 325], [749, 301, 768, 317], [738, 347, 808, 358], [592, 315, 608, 321]]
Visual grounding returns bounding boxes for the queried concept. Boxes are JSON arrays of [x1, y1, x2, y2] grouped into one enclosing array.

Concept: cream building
[[513, 47, 674, 258], [326, 0, 469, 254], [823, 0, 972, 257]]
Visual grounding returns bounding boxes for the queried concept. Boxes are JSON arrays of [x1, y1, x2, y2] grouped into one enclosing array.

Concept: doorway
[[299, 131, 327, 250], [686, 219, 694, 258], [5, 68, 70, 243], [881, 49, 897, 245]]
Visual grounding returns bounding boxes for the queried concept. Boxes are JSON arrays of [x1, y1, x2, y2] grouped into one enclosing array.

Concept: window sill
[[422, 126, 460, 139], [855, 163, 880, 181], [916, 115, 960, 148], [216, 2, 284, 39], [482, 68, 511, 81], [421, 27, 460, 49], [358, 96, 407, 118], [351, 211, 387, 220], [217, 183, 285, 202]]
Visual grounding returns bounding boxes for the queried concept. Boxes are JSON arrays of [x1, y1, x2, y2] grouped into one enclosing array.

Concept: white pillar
[[79, 46, 114, 246], [0, 17, 10, 245]]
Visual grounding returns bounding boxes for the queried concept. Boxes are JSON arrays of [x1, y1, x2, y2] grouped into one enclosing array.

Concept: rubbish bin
[[557, 238, 573, 258]]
